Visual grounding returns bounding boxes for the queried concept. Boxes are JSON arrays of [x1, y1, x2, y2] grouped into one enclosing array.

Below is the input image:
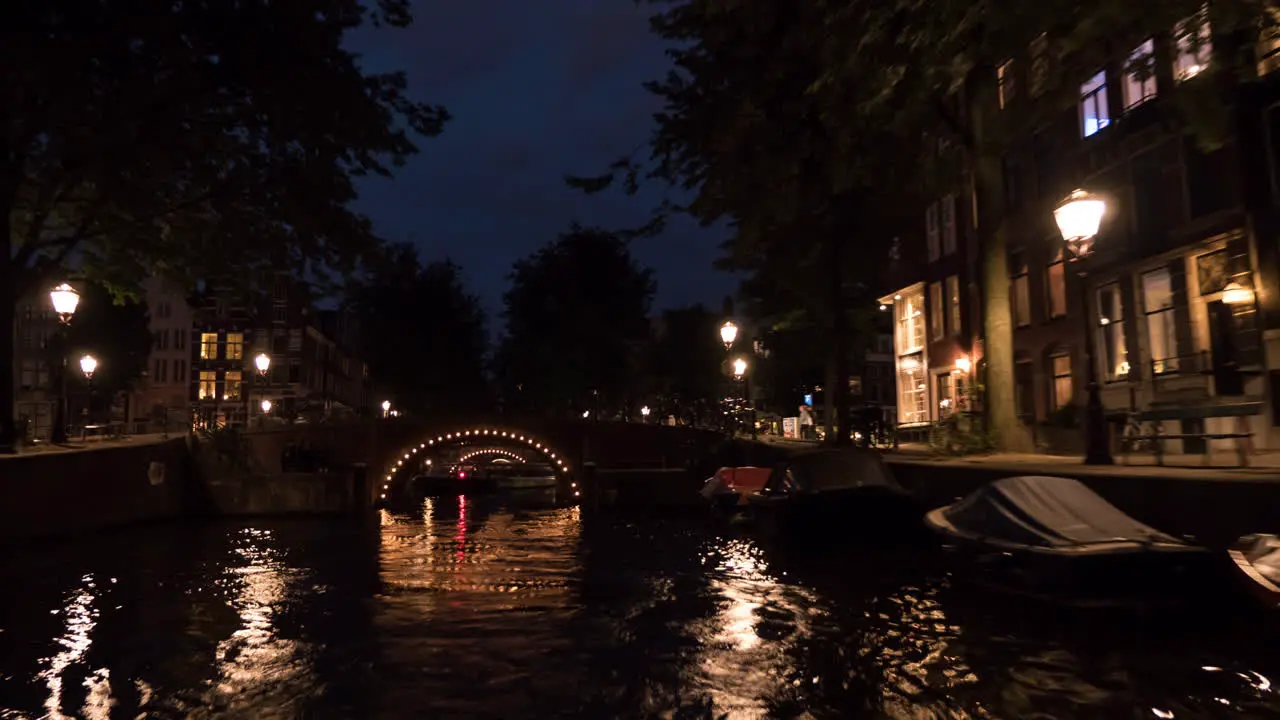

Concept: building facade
[[127, 277, 196, 433], [880, 6, 1280, 452], [12, 290, 62, 440]]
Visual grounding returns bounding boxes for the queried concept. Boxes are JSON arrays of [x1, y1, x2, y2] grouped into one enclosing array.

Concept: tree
[[567, 1, 923, 444], [0, 0, 449, 450], [496, 225, 655, 416], [646, 304, 725, 412], [64, 282, 152, 416], [348, 244, 490, 415]]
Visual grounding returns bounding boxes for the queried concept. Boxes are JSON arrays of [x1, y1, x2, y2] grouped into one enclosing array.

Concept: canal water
[[2, 498, 1278, 719]]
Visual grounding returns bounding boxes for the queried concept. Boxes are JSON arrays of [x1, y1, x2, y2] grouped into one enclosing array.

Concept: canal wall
[[0, 437, 196, 541], [200, 471, 361, 516]]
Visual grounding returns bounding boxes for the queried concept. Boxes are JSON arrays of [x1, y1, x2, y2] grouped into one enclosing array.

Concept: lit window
[[929, 282, 944, 340], [997, 59, 1014, 109], [200, 333, 219, 360], [225, 371, 243, 401], [896, 289, 926, 355], [1047, 244, 1067, 318], [225, 332, 244, 360], [1080, 70, 1111, 138], [1142, 268, 1180, 374], [198, 371, 217, 399], [1258, 9, 1280, 76], [925, 203, 940, 261], [1097, 284, 1130, 381], [1123, 39, 1157, 109], [946, 275, 961, 336], [898, 357, 927, 425], [1051, 354, 1073, 409], [1175, 7, 1212, 81]]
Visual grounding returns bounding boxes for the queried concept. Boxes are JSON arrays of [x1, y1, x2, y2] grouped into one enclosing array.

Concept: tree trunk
[[0, 215, 15, 453], [970, 82, 1033, 453]]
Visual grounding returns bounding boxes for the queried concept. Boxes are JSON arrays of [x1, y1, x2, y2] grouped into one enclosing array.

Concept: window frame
[[1140, 267, 1181, 375], [1080, 70, 1111, 138], [1097, 283, 1131, 382], [1050, 353, 1073, 410], [1122, 38, 1158, 110], [1046, 244, 1068, 319]]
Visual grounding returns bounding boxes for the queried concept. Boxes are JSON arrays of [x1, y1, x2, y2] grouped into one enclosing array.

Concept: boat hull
[[746, 487, 929, 544], [935, 533, 1225, 608]]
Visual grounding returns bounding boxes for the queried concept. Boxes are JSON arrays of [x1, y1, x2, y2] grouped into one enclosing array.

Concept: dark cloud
[[347, 0, 737, 323]]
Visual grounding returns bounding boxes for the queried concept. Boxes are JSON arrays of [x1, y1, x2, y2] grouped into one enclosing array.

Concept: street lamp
[[50, 283, 80, 323], [260, 398, 272, 414], [79, 354, 97, 427], [732, 357, 748, 378], [1054, 188, 1113, 465], [720, 320, 739, 349], [48, 283, 81, 443], [381, 399, 392, 418], [1223, 281, 1255, 306], [641, 405, 651, 420], [255, 352, 271, 374]]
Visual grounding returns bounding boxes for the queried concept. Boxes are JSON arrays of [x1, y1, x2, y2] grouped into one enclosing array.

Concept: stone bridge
[[238, 414, 731, 502]]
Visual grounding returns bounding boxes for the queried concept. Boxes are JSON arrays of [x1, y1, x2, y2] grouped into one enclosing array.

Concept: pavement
[[0, 433, 174, 457], [756, 435, 1280, 483]]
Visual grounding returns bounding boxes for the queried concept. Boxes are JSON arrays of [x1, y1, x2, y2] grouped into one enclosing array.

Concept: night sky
[[347, 1, 737, 324]]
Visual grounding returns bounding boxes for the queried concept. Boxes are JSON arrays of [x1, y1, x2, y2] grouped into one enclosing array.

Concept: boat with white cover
[[1229, 534, 1280, 608], [925, 475, 1216, 606]]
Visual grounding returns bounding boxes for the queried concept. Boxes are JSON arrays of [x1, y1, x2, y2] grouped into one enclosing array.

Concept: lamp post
[[1054, 189, 1113, 465], [48, 283, 81, 443], [381, 399, 391, 418], [79, 354, 97, 427], [254, 352, 270, 425], [640, 405, 651, 422], [732, 356, 756, 440]]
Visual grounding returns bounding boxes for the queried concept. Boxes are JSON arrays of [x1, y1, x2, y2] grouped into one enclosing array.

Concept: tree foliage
[[64, 282, 152, 403], [645, 304, 725, 406], [0, 0, 448, 449], [348, 244, 490, 416], [496, 225, 655, 416]]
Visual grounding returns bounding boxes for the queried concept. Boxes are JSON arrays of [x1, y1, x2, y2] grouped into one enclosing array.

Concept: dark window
[[1003, 155, 1022, 212], [1184, 138, 1234, 219]]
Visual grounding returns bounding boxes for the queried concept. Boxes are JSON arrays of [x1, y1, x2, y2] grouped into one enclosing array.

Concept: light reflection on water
[[0, 503, 1278, 719]]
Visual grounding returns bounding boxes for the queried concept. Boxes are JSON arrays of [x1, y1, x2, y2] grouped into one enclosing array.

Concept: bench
[[1120, 401, 1262, 468]]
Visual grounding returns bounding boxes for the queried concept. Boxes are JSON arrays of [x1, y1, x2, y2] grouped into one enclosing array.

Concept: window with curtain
[[1011, 251, 1031, 327], [1122, 38, 1158, 109], [946, 275, 961, 335], [1097, 283, 1130, 380], [1142, 268, 1180, 374], [929, 282, 944, 340], [1051, 354, 1073, 409], [1047, 244, 1067, 318]]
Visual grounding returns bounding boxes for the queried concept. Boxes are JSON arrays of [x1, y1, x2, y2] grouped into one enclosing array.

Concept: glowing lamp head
[[641, 405, 651, 416], [719, 320, 739, 347], [49, 283, 80, 320], [1054, 189, 1107, 254], [79, 354, 98, 378], [1222, 281, 1254, 306], [955, 356, 972, 373], [381, 400, 391, 411], [254, 352, 271, 373], [260, 399, 272, 414], [732, 357, 748, 378]]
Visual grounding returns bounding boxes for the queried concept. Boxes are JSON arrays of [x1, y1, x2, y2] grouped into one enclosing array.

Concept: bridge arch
[[457, 447, 527, 464], [378, 426, 574, 500]]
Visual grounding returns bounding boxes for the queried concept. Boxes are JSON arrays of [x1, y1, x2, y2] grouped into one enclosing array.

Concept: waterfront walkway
[[760, 436, 1280, 483]]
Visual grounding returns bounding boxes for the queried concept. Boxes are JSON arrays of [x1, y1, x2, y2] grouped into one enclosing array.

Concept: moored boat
[[924, 475, 1217, 607], [744, 448, 925, 542], [700, 466, 772, 513], [1229, 534, 1280, 609]]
